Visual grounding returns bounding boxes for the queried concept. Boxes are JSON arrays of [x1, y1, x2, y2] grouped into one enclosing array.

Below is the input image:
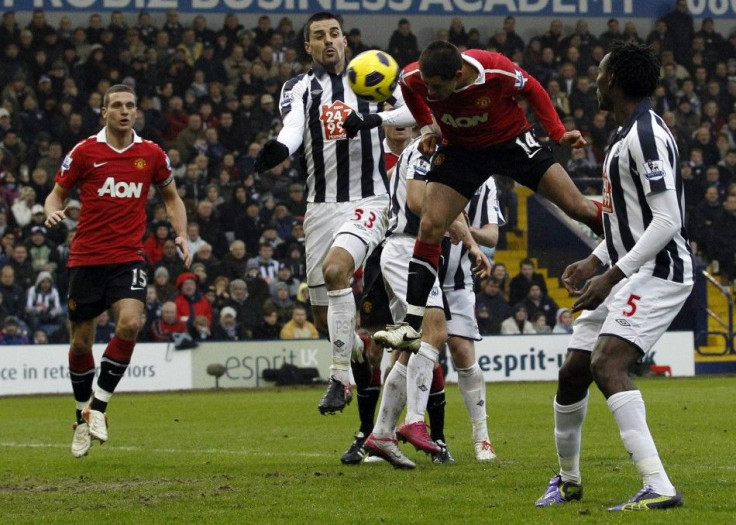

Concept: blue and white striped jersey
[[276, 63, 410, 204], [601, 101, 694, 284]]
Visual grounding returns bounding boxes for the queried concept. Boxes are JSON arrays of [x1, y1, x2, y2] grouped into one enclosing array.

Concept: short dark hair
[[419, 41, 462, 80], [607, 41, 660, 99], [103, 84, 136, 107], [303, 12, 343, 41]]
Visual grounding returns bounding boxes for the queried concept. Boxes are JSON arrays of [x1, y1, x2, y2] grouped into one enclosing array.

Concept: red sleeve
[[399, 65, 434, 131], [55, 140, 88, 189], [517, 65, 566, 142]]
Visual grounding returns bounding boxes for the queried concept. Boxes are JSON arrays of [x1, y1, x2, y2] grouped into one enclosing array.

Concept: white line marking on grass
[[0, 442, 330, 458]]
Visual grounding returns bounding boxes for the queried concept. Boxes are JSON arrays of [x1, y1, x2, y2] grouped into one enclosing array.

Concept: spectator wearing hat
[[267, 281, 294, 324], [223, 278, 261, 338], [24, 269, 63, 333], [152, 266, 176, 303], [148, 301, 187, 342], [270, 262, 300, 298], [22, 201, 58, 241], [11, 187, 37, 228], [174, 271, 212, 336], [25, 224, 58, 273], [243, 257, 271, 305], [212, 305, 247, 341], [279, 304, 319, 340], [0, 315, 28, 344]]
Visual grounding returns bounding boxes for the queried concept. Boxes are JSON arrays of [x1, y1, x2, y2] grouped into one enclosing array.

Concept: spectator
[[149, 300, 187, 342], [347, 28, 369, 56], [552, 307, 574, 334], [475, 277, 511, 335], [270, 262, 300, 298], [143, 221, 170, 265], [252, 305, 282, 340], [664, 0, 695, 64], [221, 239, 248, 280], [531, 311, 551, 334], [387, 18, 419, 68], [192, 241, 222, 278], [713, 193, 736, 284], [521, 283, 558, 329], [10, 186, 35, 228], [153, 238, 187, 281], [500, 303, 535, 335], [509, 258, 548, 306], [174, 271, 212, 335], [279, 303, 318, 339], [598, 18, 623, 51], [447, 18, 468, 48], [9, 243, 34, 289], [223, 278, 261, 338], [211, 305, 247, 340], [25, 225, 58, 274], [690, 185, 722, 262], [192, 314, 211, 341], [93, 309, 116, 343], [24, 269, 63, 333], [0, 315, 28, 344]]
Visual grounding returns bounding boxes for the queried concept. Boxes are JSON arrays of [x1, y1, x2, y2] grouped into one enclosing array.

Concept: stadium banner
[[443, 331, 695, 383], [190, 339, 332, 389], [0, 343, 191, 396], [5, 0, 735, 18]]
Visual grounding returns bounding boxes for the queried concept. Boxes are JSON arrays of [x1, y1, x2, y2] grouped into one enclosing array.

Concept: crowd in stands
[[0, 4, 734, 344]]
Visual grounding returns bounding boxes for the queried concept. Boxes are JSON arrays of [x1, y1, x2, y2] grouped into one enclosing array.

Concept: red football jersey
[[385, 149, 400, 171], [400, 49, 566, 147], [55, 129, 173, 267]]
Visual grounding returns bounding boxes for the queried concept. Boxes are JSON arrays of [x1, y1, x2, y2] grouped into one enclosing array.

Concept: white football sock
[[457, 364, 490, 443], [372, 362, 407, 438], [608, 390, 676, 496], [327, 287, 355, 384], [404, 342, 439, 425], [554, 393, 589, 485]]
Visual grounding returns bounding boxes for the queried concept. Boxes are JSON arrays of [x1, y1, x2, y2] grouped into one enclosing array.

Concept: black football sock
[[427, 390, 446, 443]]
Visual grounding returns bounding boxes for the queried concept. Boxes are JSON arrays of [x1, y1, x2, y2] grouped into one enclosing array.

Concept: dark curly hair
[[606, 41, 661, 100]]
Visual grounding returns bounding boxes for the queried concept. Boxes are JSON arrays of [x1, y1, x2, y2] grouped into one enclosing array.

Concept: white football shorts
[[568, 272, 693, 354], [380, 234, 443, 323], [304, 194, 389, 306], [444, 287, 482, 341]]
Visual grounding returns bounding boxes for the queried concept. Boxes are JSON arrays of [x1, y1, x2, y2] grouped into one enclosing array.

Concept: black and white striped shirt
[[386, 137, 430, 237], [601, 101, 694, 284], [441, 178, 504, 291], [276, 63, 412, 204]]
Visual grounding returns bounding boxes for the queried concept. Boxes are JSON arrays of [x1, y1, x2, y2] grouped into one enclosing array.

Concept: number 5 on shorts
[[623, 294, 640, 317]]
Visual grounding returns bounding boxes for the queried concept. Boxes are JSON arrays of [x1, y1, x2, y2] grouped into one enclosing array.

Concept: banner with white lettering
[[0, 343, 191, 395], [443, 331, 695, 382], [6, 1, 736, 18]]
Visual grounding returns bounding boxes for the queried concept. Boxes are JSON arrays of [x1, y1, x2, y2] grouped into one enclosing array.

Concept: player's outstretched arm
[[44, 183, 70, 228], [159, 181, 191, 268]]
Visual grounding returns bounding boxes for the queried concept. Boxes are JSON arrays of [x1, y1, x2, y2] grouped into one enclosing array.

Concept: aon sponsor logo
[[440, 113, 488, 128], [98, 177, 143, 198]]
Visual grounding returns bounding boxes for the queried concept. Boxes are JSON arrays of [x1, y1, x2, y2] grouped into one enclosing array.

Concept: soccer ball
[[347, 50, 399, 103]]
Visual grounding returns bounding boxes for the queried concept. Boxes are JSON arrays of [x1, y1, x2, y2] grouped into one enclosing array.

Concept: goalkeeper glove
[[254, 139, 289, 173], [343, 112, 383, 138]]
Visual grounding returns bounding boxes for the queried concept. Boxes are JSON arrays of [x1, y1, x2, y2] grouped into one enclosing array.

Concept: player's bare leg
[[537, 164, 603, 235]]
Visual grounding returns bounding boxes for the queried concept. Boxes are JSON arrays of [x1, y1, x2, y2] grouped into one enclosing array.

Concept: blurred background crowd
[[0, 5, 734, 344]]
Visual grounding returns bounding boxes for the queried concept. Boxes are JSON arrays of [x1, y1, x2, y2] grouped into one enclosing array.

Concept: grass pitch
[[1, 377, 734, 524]]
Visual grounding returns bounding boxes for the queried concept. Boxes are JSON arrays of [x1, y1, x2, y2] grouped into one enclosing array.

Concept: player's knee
[[115, 316, 142, 339], [418, 217, 445, 244], [321, 260, 351, 289], [69, 339, 92, 356]]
